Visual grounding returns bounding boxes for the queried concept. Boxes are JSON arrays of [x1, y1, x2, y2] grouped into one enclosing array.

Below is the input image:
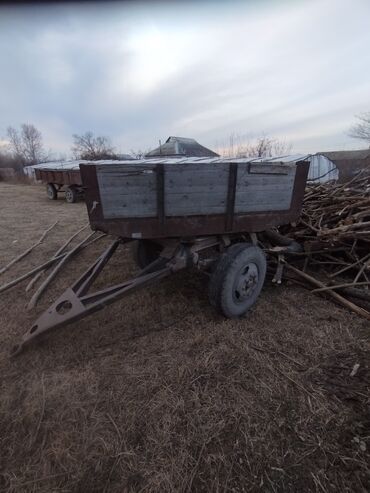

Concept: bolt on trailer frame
[[13, 157, 309, 355]]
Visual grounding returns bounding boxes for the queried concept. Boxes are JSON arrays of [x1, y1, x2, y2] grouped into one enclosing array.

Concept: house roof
[[145, 136, 219, 158], [319, 149, 370, 161]]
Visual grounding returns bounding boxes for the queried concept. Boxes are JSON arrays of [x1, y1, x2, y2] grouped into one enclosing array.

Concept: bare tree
[[7, 127, 23, 157], [249, 136, 275, 158], [220, 133, 292, 158], [348, 112, 370, 145], [7, 124, 45, 165], [129, 148, 152, 159], [72, 131, 117, 160], [272, 138, 293, 156]]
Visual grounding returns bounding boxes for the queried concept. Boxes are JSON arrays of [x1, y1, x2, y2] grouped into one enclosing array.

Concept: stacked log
[[273, 167, 370, 319]]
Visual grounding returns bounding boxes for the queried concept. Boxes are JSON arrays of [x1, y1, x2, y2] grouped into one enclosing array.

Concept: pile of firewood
[[271, 167, 370, 320]]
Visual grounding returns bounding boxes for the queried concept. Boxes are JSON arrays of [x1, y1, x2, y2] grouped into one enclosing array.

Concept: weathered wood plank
[[236, 175, 295, 188], [165, 191, 227, 216], [97, 168, 157, 218], [248, 163, 290, 175], [96, 164, 156, 173], [165, 163, 230, 173], [235, 189, 292, 212], [100, 195, 157, 218], [96, 161, 297, 219]]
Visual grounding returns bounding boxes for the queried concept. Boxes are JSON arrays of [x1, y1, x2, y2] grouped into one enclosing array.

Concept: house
[[319, 149, 370, 182], [145, 136, 219, 158]]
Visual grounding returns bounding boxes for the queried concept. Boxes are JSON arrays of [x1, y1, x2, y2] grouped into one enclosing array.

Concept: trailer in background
[[30, 157, 135, 203], [34, 163, 83, 203]]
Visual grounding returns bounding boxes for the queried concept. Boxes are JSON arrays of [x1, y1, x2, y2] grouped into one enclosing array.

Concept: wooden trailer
[[34, 157, 135, 203], [34, 163, 84, 203], [81, 157, 309, 237], [13, 156, 310, 355]]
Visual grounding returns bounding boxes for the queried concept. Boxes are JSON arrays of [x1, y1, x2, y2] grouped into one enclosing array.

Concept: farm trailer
[[34, 164, 84, 203], [33, 157, 135, 203], [13, 156, 310, 355]]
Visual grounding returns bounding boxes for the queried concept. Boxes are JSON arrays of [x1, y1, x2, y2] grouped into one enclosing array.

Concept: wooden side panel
[[96, 165, 157, 218], [164, 163, 229, 216], [96, 161, 297, 220], [83, 160, 310, 238], [234, 163, 296, 212], [36, 168, 82, 186]]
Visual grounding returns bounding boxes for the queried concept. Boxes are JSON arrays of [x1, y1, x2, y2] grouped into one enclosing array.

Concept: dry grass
[[0, 183, 369, 493]]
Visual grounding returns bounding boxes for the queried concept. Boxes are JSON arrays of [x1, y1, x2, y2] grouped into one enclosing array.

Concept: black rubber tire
[[209, 243, 267, 318], [46, 183, 57, 200], [132, 240, 163, 269], [65, 186, 78, 204]]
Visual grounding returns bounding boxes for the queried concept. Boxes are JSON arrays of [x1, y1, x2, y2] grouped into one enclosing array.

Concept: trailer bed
[[81, 156, 309, 238]]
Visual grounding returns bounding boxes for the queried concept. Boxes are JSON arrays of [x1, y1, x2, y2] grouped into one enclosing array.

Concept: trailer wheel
[[65, 186, 78, 204], [132, 240, 163, 269], [209, 243, 267, 318], [46, 183, 57, 200]]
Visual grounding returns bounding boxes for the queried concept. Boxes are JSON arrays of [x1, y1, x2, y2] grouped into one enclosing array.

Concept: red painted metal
[[35, 168, 83, 186]]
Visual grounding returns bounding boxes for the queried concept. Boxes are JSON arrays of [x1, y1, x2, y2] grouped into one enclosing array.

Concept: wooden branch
[[353, 258, 370, 283], [0, 221, 58, 275], [26, 231, 96, 310], [0, 232, 106, 295], [25, 224, 88, 292], [340, 287, 370, 303], [285, 264, 370, 321], [318, 221, 370, 237], [0, 253, 68, 294], [312, 281, 370, 293], [329, 252, 370, 278]]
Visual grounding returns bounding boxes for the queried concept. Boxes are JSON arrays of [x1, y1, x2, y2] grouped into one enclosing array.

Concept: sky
[[0, 0, 370, 157]]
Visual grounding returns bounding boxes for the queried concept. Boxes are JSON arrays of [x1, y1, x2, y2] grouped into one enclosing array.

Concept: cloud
[[0, 0, 370, 155]]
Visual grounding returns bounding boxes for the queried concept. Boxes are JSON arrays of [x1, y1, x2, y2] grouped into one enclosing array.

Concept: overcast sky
[[1, 0, 370, 157]]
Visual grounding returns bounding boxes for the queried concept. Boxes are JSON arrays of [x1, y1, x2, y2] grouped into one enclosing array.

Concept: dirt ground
[[0, 182, 369, 493]]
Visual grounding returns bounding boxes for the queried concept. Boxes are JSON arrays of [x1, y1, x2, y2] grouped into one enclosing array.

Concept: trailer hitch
[[11, 235, 223, 356], [11, 239, 176, 356]]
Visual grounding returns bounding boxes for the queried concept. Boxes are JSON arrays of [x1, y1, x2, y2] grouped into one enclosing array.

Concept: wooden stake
[[26, 231, 96, 310], [0, 253, 68, 294], [25, 224, 88, 292], [0, 221, 58, 275], [0, 233, 106, 295], [312, 281, 370, 293], [329, 252, 370, 278], [340, 287, 370, 303], [285, 264, 370, 321]]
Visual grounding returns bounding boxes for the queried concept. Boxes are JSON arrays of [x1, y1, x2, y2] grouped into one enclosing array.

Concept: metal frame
[[12, 236, 224, 356]]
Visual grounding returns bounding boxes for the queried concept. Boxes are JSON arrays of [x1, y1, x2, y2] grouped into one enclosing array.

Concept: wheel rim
[[232, 262, 259, 303], [66, 189, 72, 201]]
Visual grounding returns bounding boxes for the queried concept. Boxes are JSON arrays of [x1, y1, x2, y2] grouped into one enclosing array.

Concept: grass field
[[0, 182, 369, 492]]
